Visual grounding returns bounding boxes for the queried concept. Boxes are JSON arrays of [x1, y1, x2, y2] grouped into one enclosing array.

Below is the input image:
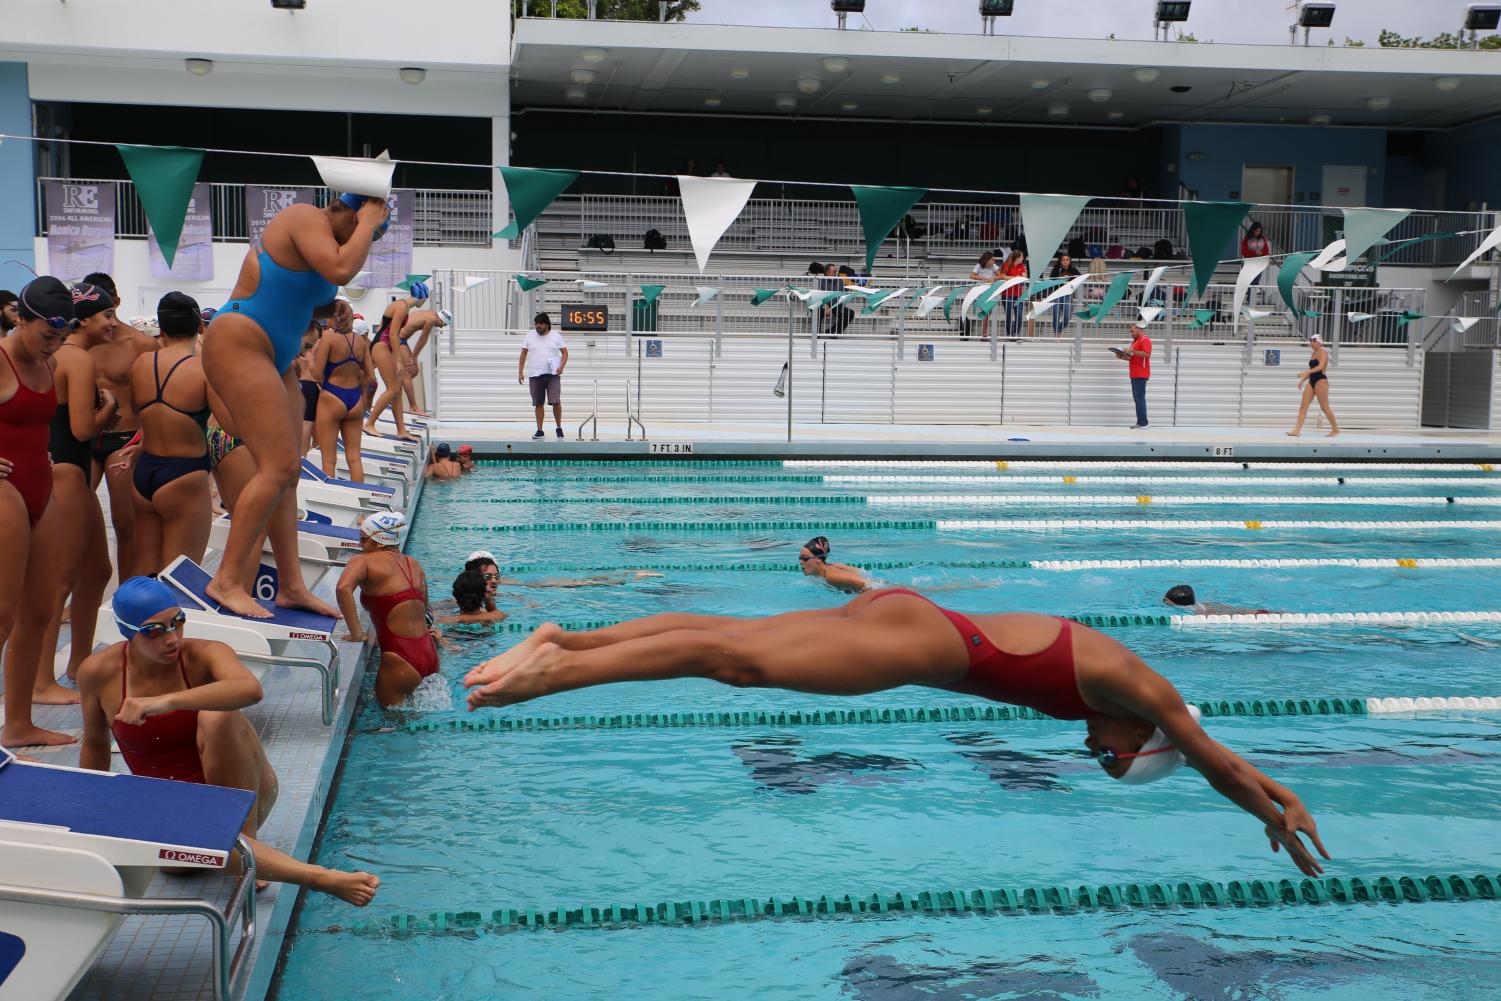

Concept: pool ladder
[[625, 379, 647, 441], [573, 379, 646, 441]]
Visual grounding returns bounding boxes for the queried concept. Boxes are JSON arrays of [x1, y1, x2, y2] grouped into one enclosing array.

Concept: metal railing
[[547, 194, 1497, 269], [35, 178, 493, 246], [1458, 289, 1501, 349]]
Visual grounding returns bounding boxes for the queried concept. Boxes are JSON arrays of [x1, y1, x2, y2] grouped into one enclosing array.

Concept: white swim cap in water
[[1119, 704, 1201, 785]]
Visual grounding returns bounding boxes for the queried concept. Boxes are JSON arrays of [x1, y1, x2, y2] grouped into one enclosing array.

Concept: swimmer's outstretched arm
[[1106, 670, 1330, 876]]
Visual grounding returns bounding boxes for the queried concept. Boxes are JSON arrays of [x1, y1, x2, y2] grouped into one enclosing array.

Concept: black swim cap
[[803, 535, 830, 559], [435, 443, 452, 459], [81, 272, 118, 299], [1164, 585, 1196, 606], [452, 570, 487, 614], [18, 276, 74, 322], [157, 291, 202, 338]]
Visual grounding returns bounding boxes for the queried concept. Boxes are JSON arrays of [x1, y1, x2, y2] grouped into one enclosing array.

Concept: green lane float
[[345, 872, 1501, 937]]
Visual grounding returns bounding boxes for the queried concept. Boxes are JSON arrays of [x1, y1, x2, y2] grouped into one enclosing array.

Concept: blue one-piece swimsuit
[[220, 250, 338, 374]]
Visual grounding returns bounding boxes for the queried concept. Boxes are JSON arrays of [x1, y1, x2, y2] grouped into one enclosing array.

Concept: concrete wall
[[0, 62, 33, 292], [1169, 123, 1387, 206]]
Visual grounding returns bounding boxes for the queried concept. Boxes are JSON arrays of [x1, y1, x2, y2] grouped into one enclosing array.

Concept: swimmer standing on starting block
[[77, 577, 380, 904], [464, 588, 1331, 876]]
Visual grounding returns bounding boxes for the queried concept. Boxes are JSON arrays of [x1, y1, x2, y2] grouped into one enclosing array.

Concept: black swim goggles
[[1092, 745, 1173, 769]]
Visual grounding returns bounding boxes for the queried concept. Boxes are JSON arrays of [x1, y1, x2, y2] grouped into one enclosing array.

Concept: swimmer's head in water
[[434, 443, 452, 459], [452, 570, 488, 615], [1085, 705, 1200, 783], [361, 511, 407, 548], [1163, 584, 1196, 606], [798, 536, 831, 572], [113, 576, 184, 642], [464, 552, 500, 593]]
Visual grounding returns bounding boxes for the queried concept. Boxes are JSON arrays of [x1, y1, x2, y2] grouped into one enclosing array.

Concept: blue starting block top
[[163, 558, 336, 635], [0, 756, 252, 858]]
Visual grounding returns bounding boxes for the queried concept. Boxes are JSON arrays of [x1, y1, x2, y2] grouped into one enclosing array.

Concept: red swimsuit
[[868, 589, 1093, 720], [360, 554, 441, 679], [111, 646, 208, 783], [0, 343, 58, 526]]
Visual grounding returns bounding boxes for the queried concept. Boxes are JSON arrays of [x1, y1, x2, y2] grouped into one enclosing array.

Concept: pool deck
[[8, 421, 1500, 1001], [436, 420, 1501, 461]]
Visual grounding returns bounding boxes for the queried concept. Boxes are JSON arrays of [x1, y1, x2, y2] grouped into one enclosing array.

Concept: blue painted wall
[[1168, 123, 1387, 207], [1425, 117, 1501, 211], [0, 62, 33, 293]]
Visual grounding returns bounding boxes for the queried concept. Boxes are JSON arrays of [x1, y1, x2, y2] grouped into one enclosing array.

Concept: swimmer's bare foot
[[256, 879, 270, 892], [1325, 429, 1340, 437], [463, 622, 563, 693], [1, 723, 77, 748], [32, 682, 81, 706], [275, 587, 340, 620], [466, 640, 564, 711], [206, 578, 275, 619], [1285, 430, 1301, 437], [314, 869, 380, 906]]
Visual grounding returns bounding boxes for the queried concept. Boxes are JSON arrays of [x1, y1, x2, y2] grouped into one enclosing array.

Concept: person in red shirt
[[1114, 323, 1152, 428]]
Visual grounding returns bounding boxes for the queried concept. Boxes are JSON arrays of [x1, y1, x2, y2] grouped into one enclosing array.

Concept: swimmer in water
[[1162, 585, 1274, 617], [798, 536, 868, 594], [461, 550, 662, 599], [464, 588, 1330, 876], [436, 570, 509, 625], [336, 512, 442, 707]]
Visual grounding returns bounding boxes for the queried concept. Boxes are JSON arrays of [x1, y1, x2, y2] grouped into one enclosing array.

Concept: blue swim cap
[[338, 192, 368, 210], [112, 576, 181, 638], [409, 281, 430, 301]]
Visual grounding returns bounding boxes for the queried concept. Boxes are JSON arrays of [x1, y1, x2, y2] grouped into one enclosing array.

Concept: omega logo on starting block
[[158, 848, 224, 867]]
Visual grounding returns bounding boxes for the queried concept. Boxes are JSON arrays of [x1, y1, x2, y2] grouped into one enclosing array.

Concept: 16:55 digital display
[[562, 305, 609, 331]]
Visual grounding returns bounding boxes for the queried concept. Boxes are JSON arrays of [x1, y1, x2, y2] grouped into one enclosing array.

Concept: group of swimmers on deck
[[1, 185, 1328, 915]]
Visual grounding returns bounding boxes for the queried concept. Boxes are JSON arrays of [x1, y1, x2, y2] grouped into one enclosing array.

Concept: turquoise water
[[273, 462, 1501, 1001]]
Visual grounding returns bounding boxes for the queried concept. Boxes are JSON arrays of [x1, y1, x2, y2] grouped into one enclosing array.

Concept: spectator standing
[[0, 290, 17, 335], [999, 249, 1027, 337], [1049, 254, 1081, 336], [969, 251, 1001, 340], [1241, 221, 1270, 260], [710, 160, 731, 178], [1084, 257, 1109, 311], [1113, 323, 1152, 429], [518, 312, 568, 440]]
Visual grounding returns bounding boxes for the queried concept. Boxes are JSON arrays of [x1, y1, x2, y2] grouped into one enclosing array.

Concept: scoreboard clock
[[561, 305, 609, 331]]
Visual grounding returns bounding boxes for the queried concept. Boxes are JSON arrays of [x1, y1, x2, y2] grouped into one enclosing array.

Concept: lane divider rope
[[787, 461, 1500, 472], [399, 697, 1501, 737], [830, 475, 1501, 487], [872, 495, 1501, 507], [1172, 611, 1501, 628], [344, 872, 1501, 937], [452, 519, 1501, 534], [491, 558, 1501, 574]]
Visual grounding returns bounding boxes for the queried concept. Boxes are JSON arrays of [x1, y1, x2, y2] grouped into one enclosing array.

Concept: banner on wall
[[245, 185, 316, 249], [365, 189, 414, 288], [44, 180, 115, 280], [149, 182, 213, 280]]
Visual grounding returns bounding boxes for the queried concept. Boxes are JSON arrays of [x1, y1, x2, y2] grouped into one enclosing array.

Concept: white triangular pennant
[[1347, 312, 1376, 324], [1308, 239, 1348, 272], [1136, 306, 1163, 327], [678, 176, 757, 274], [1448, 225, 1501, 281], [1342, 207, 1412, 264], [1029, 273, 1090, 320], [310, 154, 395, 200], [1243, 307, 1274, 320], [961, 284, 994, 320], [464, 275, 494, 290], [1232, 256, 1268, 319], [693, 286, 721, 308], [915, 289, 947, 317], [1018, 193, 1091, 281], [1140, 265, 1170, 306], [1452, 316, 1482, 332]]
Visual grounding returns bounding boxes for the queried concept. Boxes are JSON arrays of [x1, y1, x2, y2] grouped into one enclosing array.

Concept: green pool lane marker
[[477, 474, 828, 484], [345, 872, 1501, 937], [493, 560, 1037, 574], [399, 698, 1367, 735], [449, 520, 940, 533], [475, 459, 783, 468], [450, 613, 1173, 637], [474, 495, 870, 505]]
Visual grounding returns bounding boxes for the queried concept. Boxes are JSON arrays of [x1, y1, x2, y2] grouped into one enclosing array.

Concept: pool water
[[273, 461, 1501, 1001]]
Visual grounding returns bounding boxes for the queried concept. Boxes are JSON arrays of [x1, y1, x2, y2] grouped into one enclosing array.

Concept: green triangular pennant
[[942, 284, 977, 322], [1183, 200, 1252, 299], [851, 185, 927, 274], [639, 284, 666, 305], [495, 166, 579, 240], [1374, 231, 1459, 263], [975, 283, 1012, 319], [1089, 271, 1135, 325], [750, 288, 782, 306], [1277, 252, 1319, 317], [860, 288, 907, 315], [515, 274, 548, 291], [1342, 207, 1412, 264], [395, 273, 433, 293], [1396, 310, 1426, 329], [1018, 194, 1091, 280], [117, 144, 205, 268], [1186, 308, 1218, 329]]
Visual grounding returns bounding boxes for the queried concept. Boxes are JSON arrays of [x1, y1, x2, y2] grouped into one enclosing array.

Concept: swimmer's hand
[[357, 198, 390, 231], [114, 694, 174, 726], [1265, 801, 1331, 877], [632, 571, 664, 579], [342, 629, 366, 643], [109, 443, 141, 473], [0, 455, 10, 479]]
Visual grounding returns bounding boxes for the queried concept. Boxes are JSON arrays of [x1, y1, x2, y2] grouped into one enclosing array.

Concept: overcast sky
[[690, 0, 1481, 45]]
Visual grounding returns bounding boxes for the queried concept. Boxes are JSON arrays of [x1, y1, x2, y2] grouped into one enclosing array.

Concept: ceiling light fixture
[[1309, 112, 1332, 126], [881, 72, 902, 84], [704, 96, 722, 107], [399, 67, 426, 85], [1365, 96, 1391, 111], [569, 68, 598, 85], [185, 58, 214, 76], [841, 101, 859, 111], [730, 67, 751, 79], [1433, 76, 1461, 92], [1108, 110, 1125, 119], [1132, 66, 1160, 84], [796, 77, 821, 94], [977, 105, 994, 115], [1087, 87, 1112, 103], [1030, 78, 1051, 90], [564, 85, 588, 103], [1048, 102, 1070, 118], [822, 56, 850, 73], [579, 47, 609, 64], [775, 94, 798, 111]]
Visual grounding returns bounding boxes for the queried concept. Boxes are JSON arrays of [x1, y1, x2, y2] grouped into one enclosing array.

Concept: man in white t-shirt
[[518, 312, 569, 439]]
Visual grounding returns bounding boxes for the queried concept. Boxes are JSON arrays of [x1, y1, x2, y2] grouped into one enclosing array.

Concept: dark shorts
[[300, 379, 320, 421], [93, 428, 137, 466], [528, 374, 561, 407]]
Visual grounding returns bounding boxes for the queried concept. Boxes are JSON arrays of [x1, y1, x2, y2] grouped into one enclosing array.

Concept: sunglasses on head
[[135, 610, 187, 638], [1093, 745, 1174, 769]]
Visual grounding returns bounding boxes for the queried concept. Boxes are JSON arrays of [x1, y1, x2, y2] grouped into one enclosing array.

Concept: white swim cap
[[1119, 704, 1201, 785], [437, 308, 453, 327], [466, 549, 497, 565], [352, 317, 370, 336], [361, 511, 407, 546]]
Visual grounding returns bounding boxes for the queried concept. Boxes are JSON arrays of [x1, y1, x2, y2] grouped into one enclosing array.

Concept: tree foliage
[[1378, 28, 1500, 49], [523, 0, 701, 20]]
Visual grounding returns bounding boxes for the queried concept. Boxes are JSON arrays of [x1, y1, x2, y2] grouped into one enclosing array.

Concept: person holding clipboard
[[1111, 323, 1152, 429]]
